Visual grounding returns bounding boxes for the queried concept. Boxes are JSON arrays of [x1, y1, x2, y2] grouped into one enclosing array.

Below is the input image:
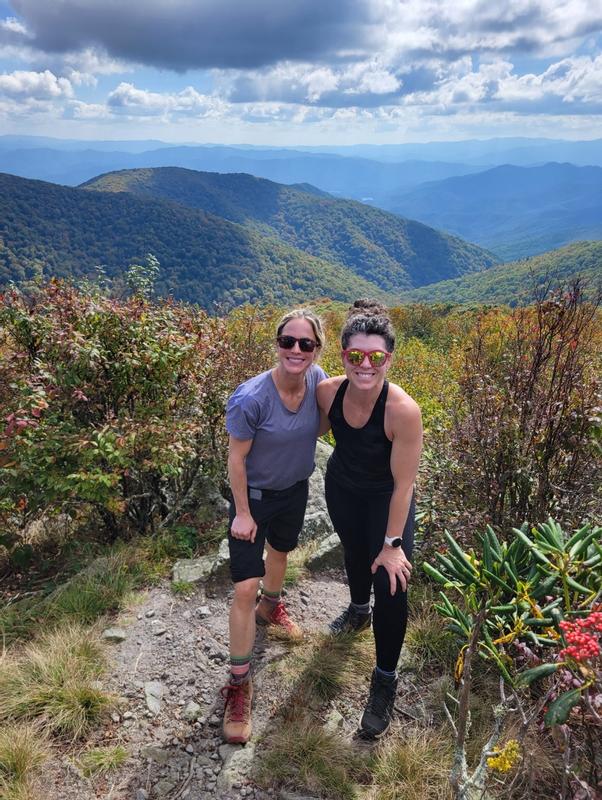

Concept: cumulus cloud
[[2, 0, 602, 131], [221, 59, 403, 108], [7, 0, 602, 74], [9, 0, 378, 70], [107, 82, 225, 118], [0, 68, 73, 98]]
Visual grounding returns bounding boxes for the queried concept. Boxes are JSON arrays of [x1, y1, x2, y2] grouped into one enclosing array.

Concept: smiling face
[[342, 332, 391, 391], [276, 317, 319, 377]]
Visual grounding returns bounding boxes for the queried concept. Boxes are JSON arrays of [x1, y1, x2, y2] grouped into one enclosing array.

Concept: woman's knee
[[372, 566, 407, 603]]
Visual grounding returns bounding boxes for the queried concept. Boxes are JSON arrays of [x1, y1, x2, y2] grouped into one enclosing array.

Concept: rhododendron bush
[[0, 279, 274, 558]]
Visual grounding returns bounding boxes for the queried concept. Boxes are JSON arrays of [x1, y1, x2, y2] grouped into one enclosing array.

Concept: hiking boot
[[360, 669, 398, 738], [221, 676, 253, 744], [329, 604, 372, 635], [255, 597, 303, 640]]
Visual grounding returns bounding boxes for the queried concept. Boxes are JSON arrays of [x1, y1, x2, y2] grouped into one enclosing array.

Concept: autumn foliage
[[0, 280, 275, 557]]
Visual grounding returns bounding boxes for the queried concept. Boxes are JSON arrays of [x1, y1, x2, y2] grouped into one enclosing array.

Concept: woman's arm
[[370, 394, 423, 594], [228, 435, 258, 542], [316, 377, 344, 433]]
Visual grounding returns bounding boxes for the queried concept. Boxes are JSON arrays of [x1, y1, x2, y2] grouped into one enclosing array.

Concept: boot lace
[[220, 682, 249, 722], [271, 601, 292, 627]]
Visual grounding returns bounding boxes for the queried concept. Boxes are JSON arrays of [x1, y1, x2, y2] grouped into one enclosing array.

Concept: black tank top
[[327, 379, 394, 493]]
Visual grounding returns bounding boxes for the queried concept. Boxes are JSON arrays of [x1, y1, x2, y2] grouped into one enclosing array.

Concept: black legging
[[325, 473, 415, 672]]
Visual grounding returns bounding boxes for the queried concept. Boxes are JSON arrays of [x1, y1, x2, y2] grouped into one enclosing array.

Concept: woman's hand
[[230, 512, 257, 543], [371, 545, 412, 594]]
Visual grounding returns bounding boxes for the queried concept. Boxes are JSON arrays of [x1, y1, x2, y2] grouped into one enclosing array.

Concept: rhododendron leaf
[[516, 663, 558, 686], [544, 688, 581, 726]]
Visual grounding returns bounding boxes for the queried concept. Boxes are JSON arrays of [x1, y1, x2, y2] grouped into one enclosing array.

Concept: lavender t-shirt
[[226, 364, 327, 491]]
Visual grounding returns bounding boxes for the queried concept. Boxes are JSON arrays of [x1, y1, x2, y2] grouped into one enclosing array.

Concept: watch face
[[391, 538, 402, 548]]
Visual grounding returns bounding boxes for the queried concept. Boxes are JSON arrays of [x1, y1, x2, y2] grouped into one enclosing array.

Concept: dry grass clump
[[0, 723, 49, 800], [273, 630, 374, 707], [283, 541, 319, 586], [0, 624, 111, 739], [367, 726, 454, 800], [404, 605, 458, 672], [76, 744, 128, 777], [256, 715, 369, 800]]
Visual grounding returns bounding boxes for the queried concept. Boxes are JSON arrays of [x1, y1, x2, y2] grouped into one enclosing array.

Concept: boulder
[[172, 555, 216, 584], [306, 533, 342, 571], [300, 439, 334, 544], [102, 627, 127, 643]]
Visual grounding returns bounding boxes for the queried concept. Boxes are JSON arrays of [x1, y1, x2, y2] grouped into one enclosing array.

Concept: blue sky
[[1, 0, 602, 144]]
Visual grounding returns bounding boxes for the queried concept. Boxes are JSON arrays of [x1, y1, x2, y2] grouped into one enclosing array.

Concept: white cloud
[[0, 68, 73, 98], [107, 82, 226, 118]]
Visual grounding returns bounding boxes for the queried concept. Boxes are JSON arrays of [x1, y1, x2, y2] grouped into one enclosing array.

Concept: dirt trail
[[44, 570, 356, 800]]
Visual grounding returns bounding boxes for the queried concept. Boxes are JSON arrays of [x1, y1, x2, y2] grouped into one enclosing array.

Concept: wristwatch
[[384, 536, 403, 548]]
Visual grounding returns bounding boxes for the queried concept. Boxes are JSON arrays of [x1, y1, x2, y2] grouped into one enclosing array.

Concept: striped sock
[[230, 653, 252, 684], [350, 601, 370, 614], [260, 588, 280, 606]]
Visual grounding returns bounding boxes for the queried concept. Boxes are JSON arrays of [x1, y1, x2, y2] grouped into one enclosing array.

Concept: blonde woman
[[221, 309, 327, 744]]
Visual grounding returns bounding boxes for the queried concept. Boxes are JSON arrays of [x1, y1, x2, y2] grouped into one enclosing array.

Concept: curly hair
[[340, 298, 395, 352]]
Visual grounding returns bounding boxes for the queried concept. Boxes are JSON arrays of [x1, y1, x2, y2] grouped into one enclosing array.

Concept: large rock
[[172, 555, 216, 584], [217, 742, 256, 793], [306, 533, 342, 571], [172, 537, 230, 584], [300, 439, 334, 544], [102, 627, 127, 643]]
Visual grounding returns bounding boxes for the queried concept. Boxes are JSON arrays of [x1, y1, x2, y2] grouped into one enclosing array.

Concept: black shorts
[[228, 479, 309, 583]]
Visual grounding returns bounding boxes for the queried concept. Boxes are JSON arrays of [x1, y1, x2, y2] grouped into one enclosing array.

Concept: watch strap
[[384, 535, 402, 547]]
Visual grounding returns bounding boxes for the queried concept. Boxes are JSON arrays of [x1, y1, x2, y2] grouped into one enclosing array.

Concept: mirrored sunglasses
[[342, 348, 390, 368], [276, 335, 318, 352]]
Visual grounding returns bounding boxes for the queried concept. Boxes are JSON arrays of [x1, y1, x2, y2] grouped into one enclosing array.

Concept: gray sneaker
[[329, 604, 372, 635]]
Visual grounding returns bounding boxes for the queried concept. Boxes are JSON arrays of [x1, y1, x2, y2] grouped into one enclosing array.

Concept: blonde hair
[[276, 308, 325, 349]]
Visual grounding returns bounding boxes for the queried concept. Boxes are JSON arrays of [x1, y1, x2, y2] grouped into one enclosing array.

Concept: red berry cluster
[[559, 612, 602, 662]]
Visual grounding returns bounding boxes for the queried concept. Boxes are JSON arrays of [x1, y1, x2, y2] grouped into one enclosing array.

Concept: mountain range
[[391, 163, 602, 261], [0, 170, 495, 308], [82, 167, 496, 292], [398, 241, 602, 305], [1, 136, 601, 264], [0, 141, 484, 208]]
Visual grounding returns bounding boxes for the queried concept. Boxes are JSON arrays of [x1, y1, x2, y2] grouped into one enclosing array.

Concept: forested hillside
[[391, 163, 602, 260], [0, 173, 387, 308], [82, 167, 498, 291], [398, 241, 602, 305]]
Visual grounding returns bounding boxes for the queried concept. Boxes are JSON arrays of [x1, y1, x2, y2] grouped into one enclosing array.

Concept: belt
[[248, 479, 305, 500]]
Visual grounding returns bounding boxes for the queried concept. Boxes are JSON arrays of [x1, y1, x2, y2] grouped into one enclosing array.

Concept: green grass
[[367, 727, 454, 800], [283, 540, 319, 586], [272, 631, 374, 707], [0, 525, 211, 646], [257, 715, 370, 800], [170, 580, 196, 596], [404, 606, 458, 672], [0, 723, 49, 800], [0, 624, 112, 740], [76, 745, 128, 777]]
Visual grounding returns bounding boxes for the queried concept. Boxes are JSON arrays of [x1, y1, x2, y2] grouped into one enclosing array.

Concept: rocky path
[[44, 569, 353, 800]]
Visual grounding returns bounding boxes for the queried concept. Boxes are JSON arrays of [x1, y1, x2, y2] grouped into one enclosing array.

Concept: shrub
[[0, 282, 274, 559], [439, 283, 601, 533]]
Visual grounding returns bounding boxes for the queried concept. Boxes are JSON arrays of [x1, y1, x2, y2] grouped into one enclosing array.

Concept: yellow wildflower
[[487, 739, 520, 773]]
